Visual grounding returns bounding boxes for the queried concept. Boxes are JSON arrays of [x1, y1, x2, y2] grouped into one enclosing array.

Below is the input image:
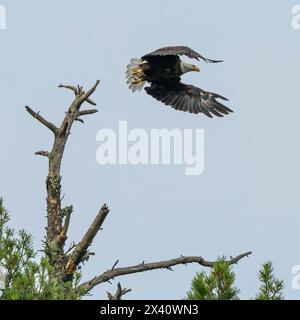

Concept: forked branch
[[107, 283, 132, 300], [58, 80, 100, 106]]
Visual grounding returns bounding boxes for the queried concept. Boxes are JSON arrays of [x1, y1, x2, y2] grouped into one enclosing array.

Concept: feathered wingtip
[[126, 58, 146, 92], [203, 57, 224, 64]]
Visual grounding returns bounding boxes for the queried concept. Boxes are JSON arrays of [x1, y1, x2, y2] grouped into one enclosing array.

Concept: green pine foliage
[[187, 259, 284, 300], [186, 258, 239, 300], [0, 198, 83, 300], [255, 261, 284, 300]]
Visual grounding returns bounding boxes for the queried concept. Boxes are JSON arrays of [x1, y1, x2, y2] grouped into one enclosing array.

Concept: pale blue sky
[[0, 0, 300, 299]]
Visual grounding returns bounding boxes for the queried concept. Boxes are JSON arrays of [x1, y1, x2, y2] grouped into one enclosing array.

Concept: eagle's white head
[[180, 61, 200, 74]]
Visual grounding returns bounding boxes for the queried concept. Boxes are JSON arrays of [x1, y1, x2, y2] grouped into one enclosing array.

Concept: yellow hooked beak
[[193, 65, 200, 72]]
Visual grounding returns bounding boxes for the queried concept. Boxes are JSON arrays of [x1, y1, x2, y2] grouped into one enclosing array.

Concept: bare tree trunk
[[26, 81, 100, 281], [26, 80, 251, 297]]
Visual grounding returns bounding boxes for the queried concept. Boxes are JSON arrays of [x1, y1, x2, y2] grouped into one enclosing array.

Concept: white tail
[[126, 58, 146, 92]]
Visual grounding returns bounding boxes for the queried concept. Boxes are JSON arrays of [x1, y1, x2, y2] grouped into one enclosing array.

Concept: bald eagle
[[126, 46, 233, 118]]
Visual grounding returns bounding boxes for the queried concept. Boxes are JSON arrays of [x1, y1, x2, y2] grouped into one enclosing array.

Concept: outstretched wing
[[142, 46, 223, 63], [145, 83, 233, 118]]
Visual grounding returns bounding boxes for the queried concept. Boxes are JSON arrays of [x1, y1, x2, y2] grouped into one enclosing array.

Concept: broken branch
[[35, 150, 50, 157], [25, 106, 57, 134], [58, 84, 78, 94], [78, 109, 98, 116], [65, 204, 109, 274]]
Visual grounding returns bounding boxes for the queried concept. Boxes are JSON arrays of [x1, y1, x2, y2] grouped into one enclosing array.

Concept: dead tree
[[25, 80, 251, 298]]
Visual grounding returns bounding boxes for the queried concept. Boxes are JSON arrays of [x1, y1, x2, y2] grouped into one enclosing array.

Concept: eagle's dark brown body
[[141, 56, 182, 84], [126, 46, 233, 118]]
